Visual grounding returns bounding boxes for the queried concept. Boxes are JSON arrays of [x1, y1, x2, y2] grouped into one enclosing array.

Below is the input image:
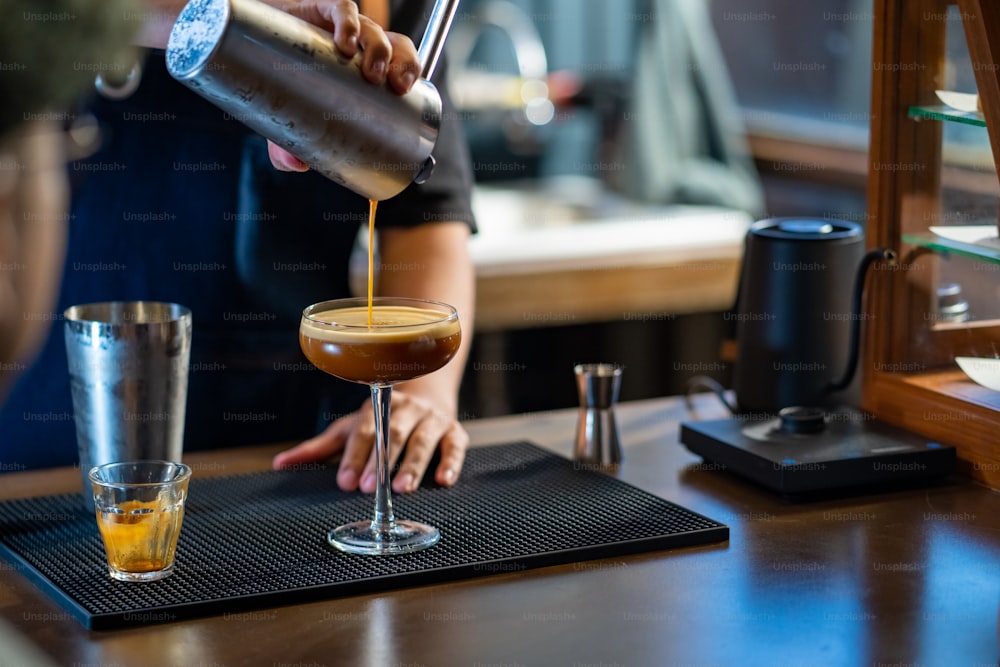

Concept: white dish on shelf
[[935, 89, 981, 112], [956, 357, 1000, 391], [929, 225, 1000, 249]]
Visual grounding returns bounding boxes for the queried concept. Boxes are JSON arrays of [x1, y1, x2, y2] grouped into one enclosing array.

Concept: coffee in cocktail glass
[[299, 296, 461, 555]]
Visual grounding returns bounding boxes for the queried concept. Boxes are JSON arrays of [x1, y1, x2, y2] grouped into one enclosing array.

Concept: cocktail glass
[[299, 296, 462, 555]]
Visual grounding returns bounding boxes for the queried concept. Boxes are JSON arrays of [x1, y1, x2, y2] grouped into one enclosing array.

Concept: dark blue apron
[[0, 53, 368, 470]]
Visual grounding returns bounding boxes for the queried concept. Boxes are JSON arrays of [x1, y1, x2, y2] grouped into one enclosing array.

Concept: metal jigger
[[573, 363, 624, 467]]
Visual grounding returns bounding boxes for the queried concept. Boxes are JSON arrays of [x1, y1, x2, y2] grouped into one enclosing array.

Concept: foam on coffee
[[301, 306, 458, 342]]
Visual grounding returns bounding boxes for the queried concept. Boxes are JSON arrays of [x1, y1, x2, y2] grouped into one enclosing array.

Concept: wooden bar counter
[[2, 394, 999, 665], [466, 184, 753, 333]]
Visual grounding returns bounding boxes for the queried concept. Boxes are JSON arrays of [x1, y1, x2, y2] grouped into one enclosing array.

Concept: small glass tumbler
[[88, 461, 192, 582], [574, 363, 624, 467]]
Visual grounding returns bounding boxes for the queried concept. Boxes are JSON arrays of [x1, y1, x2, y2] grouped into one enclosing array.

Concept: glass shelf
[[903, 228, 1000, 264], [909, 104, 986, 127]]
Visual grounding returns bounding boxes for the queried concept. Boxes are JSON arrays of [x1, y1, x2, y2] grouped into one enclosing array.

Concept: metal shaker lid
[[749, 217, 863, 241], [166, 0, 230, 79]]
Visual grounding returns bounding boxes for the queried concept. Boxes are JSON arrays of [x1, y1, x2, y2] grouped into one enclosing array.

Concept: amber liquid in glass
[[96, 500, 184, 573]]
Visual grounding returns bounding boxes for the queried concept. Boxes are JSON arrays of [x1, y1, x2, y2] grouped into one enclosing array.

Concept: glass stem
[[370, 383, 396, 533]]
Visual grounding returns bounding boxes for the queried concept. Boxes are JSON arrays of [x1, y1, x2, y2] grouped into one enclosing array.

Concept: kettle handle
[[418, 0, 463, 80], [825, 247, 897, 393]]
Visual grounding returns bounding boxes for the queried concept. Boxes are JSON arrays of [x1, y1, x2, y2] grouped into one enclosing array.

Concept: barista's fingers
[[433, 423, 468, 488], [267, 141, 310, 172], [392, 413, 464, 494], [281, 2, 404, 90], [338, 404, 378, 492], [272, 416, 352, 469], [289, 0, 361, 57], [385, 32, 420, 94], [357, 15, 392, 85]]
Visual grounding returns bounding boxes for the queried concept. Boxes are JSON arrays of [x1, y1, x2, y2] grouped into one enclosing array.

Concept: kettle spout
[[825, 247, 897, 393]]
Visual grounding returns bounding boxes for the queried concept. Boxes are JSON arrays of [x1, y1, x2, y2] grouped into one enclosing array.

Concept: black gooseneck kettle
[[731, 218, 894, 416]]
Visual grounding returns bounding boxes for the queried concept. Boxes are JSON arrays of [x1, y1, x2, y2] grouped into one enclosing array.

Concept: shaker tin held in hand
[[165, 0, 462, 201]]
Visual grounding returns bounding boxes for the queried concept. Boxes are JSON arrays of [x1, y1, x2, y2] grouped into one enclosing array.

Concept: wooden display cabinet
[[865, 0, 1000, 487]]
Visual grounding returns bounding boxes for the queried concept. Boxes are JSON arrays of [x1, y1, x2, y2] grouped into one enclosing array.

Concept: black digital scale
[[680, 406, 957, 496]]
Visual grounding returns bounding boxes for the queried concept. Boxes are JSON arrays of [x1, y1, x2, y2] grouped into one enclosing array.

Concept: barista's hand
[[272, 389, 468, 494], [267, 0, 419, 172]]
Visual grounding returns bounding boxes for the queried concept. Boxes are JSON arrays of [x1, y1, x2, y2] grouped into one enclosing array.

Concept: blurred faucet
[[447, 0, 631, 184], [447, 0, 554, 150]]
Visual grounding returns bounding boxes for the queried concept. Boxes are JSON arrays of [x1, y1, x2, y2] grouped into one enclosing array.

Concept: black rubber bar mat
[[0, 441, 728, 630]]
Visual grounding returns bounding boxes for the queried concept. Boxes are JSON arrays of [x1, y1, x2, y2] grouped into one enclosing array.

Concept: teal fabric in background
[[607, 0, 765, 215], [451, 0, 764, 215]]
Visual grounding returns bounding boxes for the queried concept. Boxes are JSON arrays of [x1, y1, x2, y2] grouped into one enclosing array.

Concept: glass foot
[[108, 563, 174, 582], [328, 519, 440, 555]]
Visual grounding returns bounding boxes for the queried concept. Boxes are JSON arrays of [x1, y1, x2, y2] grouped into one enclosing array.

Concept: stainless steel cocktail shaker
[[165, 0, 461, 201], [64, 302, 192, 505]]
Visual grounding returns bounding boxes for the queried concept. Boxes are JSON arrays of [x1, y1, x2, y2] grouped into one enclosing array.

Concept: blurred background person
[[0, 2, 134, 660], [0, 0, 136, 396]]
